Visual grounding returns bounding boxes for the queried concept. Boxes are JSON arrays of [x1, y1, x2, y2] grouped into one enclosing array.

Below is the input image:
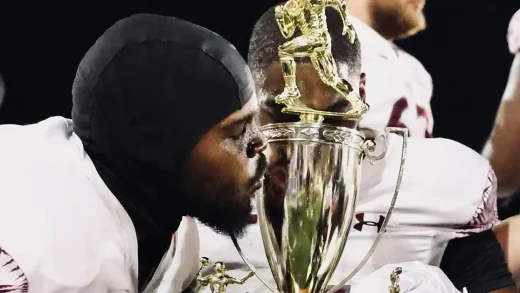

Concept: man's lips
[[252, 181, 263, 193], [249, 183, 261, 224], [248, 213, 258, 224]]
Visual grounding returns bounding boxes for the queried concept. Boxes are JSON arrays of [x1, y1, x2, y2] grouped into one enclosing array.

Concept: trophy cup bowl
[[258, 122, 364, 293], [232, 124, 407, 293]]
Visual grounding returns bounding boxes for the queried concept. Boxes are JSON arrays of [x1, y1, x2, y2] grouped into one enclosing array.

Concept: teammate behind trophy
[[198, 3, 519, 292]]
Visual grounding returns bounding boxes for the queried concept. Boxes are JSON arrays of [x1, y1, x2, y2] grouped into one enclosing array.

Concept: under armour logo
[[353, 213, 385, 232]]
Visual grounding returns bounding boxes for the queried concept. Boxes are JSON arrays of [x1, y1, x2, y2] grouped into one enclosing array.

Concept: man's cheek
[[258, 111, 274, 126]]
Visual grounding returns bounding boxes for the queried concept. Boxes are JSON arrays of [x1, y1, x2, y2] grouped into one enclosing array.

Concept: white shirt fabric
[[351, 261, 466, 293], [197, 133, 498, 292], [351, 17, 434, 138], [0, 117, 200, 293]]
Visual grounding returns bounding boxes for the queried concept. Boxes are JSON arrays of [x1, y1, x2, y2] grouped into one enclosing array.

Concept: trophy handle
[[326, 127, 408, 293], [231, 234, 279, 293]]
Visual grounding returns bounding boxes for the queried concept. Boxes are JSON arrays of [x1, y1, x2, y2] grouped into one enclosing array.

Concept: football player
[[197, 6, 518, 293], [0, 14, 267, 293], [483, 9, 520, 198], [348, 0, 433, 138]]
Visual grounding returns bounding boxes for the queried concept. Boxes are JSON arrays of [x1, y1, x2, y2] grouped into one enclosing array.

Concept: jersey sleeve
[[455, 166, 499, 236], [440, 229, 514, 292], [508, 9, 520, 54], [0, 148, 110, 292], [0, 247, 29, 293]]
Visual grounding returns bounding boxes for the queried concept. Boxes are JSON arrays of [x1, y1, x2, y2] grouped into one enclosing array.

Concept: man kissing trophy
[[200, 0, 408, 292]]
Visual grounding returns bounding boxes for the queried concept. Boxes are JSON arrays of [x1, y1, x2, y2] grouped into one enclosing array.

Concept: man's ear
[[359, 72, 366, 103]]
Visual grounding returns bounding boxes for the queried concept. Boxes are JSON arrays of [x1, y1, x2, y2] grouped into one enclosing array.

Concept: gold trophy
[[388, 267, 403, 293], [196, 258, 256, 293], [228, 0, 408, 292], [274, 0, 368, 121]]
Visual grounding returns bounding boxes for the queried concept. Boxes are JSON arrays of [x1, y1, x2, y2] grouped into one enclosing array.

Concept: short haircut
[[248, 6, 362, 84]]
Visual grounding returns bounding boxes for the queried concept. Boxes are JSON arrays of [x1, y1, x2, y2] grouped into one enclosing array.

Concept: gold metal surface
[[228, 1, 409, 292], [196, 258, 255, 293], [388, 267, 403, 293], [259, 123, 365, 293], [232, 124, 408, 293], [274, 0, 369, 121]]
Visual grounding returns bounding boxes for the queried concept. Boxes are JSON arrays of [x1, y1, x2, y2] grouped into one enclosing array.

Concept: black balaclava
[[71, 13, 255, 288]]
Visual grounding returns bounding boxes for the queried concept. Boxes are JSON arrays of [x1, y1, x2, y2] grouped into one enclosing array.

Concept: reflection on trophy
[[230, 0, 408, 292]]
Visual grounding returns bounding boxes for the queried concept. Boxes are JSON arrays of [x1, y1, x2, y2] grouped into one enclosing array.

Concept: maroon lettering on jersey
[[387, 97, 432, 137], [387, 98, 408, 129], [0, 247, 28, 293], [415, 105, 431, 138]]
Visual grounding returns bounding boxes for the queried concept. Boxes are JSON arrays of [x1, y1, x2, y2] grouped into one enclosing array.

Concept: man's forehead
[[223, 93, 259, 122]]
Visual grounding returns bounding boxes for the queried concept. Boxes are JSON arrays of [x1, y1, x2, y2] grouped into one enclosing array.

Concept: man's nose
[[254, 123, 268, 154], [256, 134, 268, 154]]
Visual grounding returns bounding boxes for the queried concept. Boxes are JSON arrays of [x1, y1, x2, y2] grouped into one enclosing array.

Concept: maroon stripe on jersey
[[456, 167, 499, 237], [0, 248, 28, 293], [507, 9, 520, 54]]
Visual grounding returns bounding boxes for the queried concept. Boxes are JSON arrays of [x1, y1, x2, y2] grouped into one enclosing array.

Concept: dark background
[[0, 1, 519, 151]]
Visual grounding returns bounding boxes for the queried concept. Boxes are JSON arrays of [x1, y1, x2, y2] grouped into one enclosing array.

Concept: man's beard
[[185, 154, 267, 238], [194, 190, 253, 238]]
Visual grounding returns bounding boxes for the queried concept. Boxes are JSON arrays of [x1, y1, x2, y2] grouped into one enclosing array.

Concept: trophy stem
[[326, 128, 408, 293], [299, 113, 324, 123]]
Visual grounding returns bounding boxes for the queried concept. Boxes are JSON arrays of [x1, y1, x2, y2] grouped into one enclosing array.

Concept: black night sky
[[0, 0, 519, 151]]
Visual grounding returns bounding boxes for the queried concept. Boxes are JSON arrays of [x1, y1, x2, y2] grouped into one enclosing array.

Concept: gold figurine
[[274, 0, 369, 121], [388, 267, 403, 293], [196, 257, 255, 293], [196, 257, 211, 292]]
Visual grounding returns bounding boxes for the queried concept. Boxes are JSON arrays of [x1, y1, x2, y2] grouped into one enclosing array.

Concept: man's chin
[[395, 24, 425, 40], [197, 207, 253, 239], [204, 219, 249, 239]]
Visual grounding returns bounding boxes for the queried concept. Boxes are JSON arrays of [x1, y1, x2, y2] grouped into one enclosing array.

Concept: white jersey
[[0, 117, 199, 293], [351, 17, 434, 138], [197, 134, 498, 293], [508, 9, 520, 54]]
